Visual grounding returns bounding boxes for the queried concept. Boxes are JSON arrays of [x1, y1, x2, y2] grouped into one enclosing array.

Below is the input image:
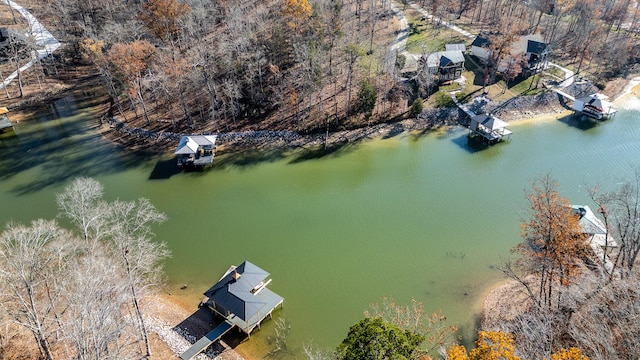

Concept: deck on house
[[179, 320, 234, 360]]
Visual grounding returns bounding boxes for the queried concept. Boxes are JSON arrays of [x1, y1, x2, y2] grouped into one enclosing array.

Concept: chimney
[[232, 271, 241, 281]]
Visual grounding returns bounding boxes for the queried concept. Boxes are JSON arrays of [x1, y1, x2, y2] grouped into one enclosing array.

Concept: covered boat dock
[[469, 113, 512, 143], [174, 135, 217, 168], [572, 94, 617, 120], [180, 261, 284, 360]]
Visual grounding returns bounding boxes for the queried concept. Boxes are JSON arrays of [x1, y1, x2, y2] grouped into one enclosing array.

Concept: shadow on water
[[288, 140, 357, 164], [556, 113, 600, 131], [382, 123, 405, 140], [148, 158, 183, 180], [408, 128, 431, 142], [212, 148, 289, 170], [451, 133, 496, 153], [0, 95, 152, 195], [208, 138, 359, 169]]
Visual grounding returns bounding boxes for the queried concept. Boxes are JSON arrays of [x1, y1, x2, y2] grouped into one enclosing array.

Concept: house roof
[[511, 34, 544, 55], [445, 43, 466, 52], [471, 114, 509, 130], [471, 35, 490, 48], [203, 261, 283, 324], [474, 34, 546, 57], [174, 135, 217, 155], [527, 40, 549, 55], [426, 50, 465, 68]]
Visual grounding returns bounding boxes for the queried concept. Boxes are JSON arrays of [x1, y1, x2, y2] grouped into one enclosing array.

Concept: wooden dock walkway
[[450, 91, 475, 117], [551, 88, 575, 102], [180, 320, 234, 360]]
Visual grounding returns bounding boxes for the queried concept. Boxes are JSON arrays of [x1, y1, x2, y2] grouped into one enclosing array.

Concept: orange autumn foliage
[[282, 0, 312, 30], [107, 41, 156, 98], [549, 348, 589, 360], [138, 0, 191, 43]]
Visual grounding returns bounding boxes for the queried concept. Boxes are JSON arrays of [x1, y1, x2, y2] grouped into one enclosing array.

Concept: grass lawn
[[545, 65, 565, 79], [401, 6, 469, 54]]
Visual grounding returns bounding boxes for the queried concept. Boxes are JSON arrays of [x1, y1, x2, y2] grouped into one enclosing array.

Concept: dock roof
[[471, 114, 509, 130], [174, 135, 217, 155], [572, 205, 607, 235], [203, 261, 283, 332]]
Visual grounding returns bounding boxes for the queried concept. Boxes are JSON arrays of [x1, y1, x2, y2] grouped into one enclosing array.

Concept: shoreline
[[145, 292, 250, 360], [99, 75, 640, 158], [99, 94, 576, 158]]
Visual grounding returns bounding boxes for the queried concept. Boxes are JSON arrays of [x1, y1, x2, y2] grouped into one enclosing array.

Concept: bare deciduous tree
[[57, 177, 109, 243], [0, 220, 68, 360], [107, 198, 169, 358]]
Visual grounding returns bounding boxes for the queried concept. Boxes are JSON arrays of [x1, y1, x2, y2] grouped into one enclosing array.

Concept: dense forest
[[8, 0, 640, 136]]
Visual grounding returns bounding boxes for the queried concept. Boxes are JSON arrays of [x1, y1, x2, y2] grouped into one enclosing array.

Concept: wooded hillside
[[8, 0, 640, 135]]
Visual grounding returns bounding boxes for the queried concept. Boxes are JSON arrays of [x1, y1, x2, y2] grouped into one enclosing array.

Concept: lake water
[[2, 95, 640, 357]]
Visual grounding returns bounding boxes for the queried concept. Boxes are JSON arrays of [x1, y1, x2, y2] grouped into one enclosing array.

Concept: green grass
[[404, 13, 469, 54], [508, 76, 545, 95], [406, 29, 468, 54], [433, 91, 454, 107], [439, 82, 461, 92], [546, 66, 564, 79]]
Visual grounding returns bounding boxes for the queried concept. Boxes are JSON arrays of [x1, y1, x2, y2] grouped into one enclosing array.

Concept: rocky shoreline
[[104, 81, 601, 157], [104, 94, 562, 157]]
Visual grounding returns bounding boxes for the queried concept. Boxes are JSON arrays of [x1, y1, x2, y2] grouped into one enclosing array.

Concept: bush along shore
[[103, 81, 599, 156]]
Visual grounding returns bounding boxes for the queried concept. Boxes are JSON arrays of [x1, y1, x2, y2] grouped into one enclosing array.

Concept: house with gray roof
[[445, 43, 466, 52], [471, 33, 550, 75], [201, 260, 284, 335], [470, 34, 492, 62], [423, 50, 465, 83], [526, 39, 550, 71]]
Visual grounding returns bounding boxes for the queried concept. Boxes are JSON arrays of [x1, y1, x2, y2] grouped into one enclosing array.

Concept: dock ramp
[[180, 320, 234, 360]]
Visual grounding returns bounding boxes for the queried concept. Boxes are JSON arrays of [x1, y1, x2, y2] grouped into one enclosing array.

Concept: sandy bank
[[144, 293, 248, 360]]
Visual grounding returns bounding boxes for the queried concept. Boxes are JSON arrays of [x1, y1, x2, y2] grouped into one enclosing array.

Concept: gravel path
[[0, 0, 61, 89]]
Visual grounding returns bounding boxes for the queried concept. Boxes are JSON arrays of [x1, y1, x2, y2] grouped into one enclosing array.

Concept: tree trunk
[[123, 251, 151, 358], [28, 288, 55, 360], [137, 75, 151, 125]]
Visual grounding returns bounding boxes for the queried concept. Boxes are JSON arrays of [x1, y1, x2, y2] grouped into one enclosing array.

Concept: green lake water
[[2, 95, 640, 357]]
